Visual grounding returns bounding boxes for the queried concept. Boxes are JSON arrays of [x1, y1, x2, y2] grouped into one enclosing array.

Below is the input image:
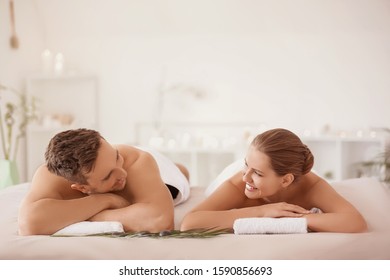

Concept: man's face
[[81, 140, 127, 194]]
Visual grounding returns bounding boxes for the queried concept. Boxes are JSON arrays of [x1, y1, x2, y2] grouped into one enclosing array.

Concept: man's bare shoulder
[[115, 145, 166, 199], [26, 165, 82, 202], [115, 144, 151, 168]]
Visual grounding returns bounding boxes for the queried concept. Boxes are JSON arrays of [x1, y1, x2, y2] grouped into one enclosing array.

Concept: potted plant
[[355, 128, 390, 185], [0, 83, 37, 189]]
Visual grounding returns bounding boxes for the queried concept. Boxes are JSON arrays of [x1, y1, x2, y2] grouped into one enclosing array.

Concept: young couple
[[18, 128, 367, 235]]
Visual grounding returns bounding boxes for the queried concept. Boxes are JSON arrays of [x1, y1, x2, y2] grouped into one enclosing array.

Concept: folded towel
[[233, 207, 323, 235], [233, 217, 308, 234], [53, 221, 124, 236]]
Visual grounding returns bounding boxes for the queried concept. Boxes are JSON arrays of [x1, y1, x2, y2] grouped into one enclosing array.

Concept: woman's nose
[[243, 169, 253, 182]]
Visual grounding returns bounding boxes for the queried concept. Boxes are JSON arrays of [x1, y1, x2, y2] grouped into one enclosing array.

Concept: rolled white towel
[[53, 221, 124, 236], [233, 217, 308, 235]]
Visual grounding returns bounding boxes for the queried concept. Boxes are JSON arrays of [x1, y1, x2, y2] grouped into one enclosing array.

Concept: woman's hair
[[45, 128, 103, 184], [251, 128, 314, 179]]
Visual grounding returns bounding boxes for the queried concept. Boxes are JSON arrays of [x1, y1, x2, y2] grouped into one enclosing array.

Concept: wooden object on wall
[[9, 0, 19, 49]]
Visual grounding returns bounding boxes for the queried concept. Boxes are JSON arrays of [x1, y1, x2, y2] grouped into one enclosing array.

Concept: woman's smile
[[245, 183, 258, 192]]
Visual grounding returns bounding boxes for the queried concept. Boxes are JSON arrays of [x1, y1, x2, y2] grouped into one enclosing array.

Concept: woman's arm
[[180, 172, 309, 231], [304, 179, 367, 233]]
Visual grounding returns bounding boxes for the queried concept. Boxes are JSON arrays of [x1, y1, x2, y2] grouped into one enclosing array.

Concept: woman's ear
[[71, 183, 90, 194], [281, 173, 294, 188]]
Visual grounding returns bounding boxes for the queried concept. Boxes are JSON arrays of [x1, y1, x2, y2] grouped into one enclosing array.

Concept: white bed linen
[[0, 177, 389, 260]]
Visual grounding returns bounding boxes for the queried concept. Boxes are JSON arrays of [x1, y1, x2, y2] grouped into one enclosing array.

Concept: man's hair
[[45, 128, 103, 184], [251, 128, 314, 180]]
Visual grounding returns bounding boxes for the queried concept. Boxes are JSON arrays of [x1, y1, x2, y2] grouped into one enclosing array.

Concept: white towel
[[53, 221, 124, 236], [136, 146, 190, 206], [233, 217, 308, 234]]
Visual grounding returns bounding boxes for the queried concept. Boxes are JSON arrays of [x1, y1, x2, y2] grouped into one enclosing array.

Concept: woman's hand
[[256, 202, 310, 218]]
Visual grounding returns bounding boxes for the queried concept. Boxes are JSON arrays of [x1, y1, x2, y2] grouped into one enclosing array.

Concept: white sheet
[[1, 177, 390, 260]]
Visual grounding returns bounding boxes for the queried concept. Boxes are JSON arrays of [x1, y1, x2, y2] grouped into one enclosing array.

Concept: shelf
[[136, 122, 388, 186], [27, 72, 97, 81], [25, 74, 99, 181], [303, 136, 385, 181], [158, 148, 236, 186]]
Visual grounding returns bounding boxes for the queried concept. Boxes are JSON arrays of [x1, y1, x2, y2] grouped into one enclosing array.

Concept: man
[[18, 128, 190, 235]]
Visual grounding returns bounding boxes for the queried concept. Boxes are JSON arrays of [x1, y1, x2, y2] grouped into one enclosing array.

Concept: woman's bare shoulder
[[299, 172, 352, 211], [300, 172, 331, 190]]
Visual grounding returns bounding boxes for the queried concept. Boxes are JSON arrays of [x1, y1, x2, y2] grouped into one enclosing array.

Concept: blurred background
[[1, 0, 390, 186]]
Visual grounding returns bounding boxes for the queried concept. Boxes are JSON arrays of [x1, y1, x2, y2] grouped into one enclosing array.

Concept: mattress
[[1, 177, 390, 260]]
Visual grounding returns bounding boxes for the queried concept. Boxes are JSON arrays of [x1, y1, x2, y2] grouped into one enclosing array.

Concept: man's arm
[[89, 149, 175, 232], [18, 166, 129, 235]]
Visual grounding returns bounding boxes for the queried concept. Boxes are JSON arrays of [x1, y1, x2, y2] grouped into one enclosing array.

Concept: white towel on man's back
[[137, 146, 190, 206]]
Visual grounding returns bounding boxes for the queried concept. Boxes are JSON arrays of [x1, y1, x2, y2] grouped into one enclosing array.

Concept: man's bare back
[[18, 129, 189, 235]]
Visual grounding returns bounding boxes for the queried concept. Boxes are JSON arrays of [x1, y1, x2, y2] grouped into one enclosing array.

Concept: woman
[[181, 128, 367, 233]]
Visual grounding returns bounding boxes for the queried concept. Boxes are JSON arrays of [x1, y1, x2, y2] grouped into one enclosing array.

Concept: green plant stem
[[12, 135, 21, 161], [52, 228, 231, 238], [0, 106, 8, 159], [6, 122, 12, 160]]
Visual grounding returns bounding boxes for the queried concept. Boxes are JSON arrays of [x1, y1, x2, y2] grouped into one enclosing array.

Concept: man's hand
[[90, 193, 130, 209], [87, 193, 130, 222]]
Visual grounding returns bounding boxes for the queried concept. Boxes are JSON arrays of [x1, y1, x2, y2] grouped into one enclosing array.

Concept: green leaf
[[52, 228, 231, 238]]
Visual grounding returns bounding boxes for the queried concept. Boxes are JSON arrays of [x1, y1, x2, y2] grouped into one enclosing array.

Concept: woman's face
[[242, 145, 285, 199]]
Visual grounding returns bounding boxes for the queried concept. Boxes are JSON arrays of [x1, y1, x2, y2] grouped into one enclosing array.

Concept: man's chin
[[113, 184, 126, 192]]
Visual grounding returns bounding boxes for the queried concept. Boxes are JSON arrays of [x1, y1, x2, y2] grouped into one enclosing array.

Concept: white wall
[[1, 0, 390, 179], [0, 0, 45, 178]]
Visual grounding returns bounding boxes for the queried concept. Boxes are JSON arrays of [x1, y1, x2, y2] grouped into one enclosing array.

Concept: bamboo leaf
[[52, 228, 231, 238]]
